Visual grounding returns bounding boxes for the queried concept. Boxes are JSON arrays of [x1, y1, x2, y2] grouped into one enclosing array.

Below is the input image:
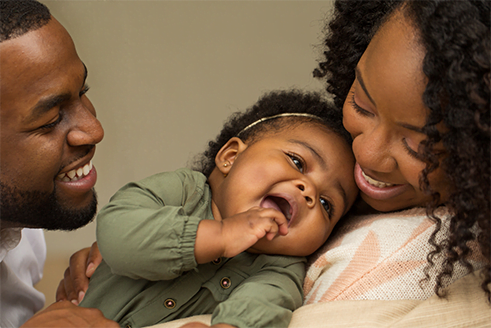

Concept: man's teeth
[[361, 170, 394, 188], [57, 161, 93, 182]]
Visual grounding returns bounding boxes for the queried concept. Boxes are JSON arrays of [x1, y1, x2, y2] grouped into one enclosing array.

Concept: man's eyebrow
[[355, 66, 376, 106], [82, 62, 88, 83], [24, 93, 71, 124], [24, 64, 88, 125]]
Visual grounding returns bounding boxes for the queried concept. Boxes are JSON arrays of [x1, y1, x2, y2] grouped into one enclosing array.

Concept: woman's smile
[[354, 163, 409, 201]]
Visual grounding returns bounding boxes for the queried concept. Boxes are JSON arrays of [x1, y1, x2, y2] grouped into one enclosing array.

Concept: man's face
[[0, 18, 104, 230]]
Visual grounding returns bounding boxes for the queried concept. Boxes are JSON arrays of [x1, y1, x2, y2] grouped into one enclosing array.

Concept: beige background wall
[[37, 0, 334, 305]]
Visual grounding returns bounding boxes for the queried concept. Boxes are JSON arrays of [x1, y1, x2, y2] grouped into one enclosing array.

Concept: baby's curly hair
[[193, 89, 351, 178], [315, 0, 490, 300], [0, 0, 51, 42]]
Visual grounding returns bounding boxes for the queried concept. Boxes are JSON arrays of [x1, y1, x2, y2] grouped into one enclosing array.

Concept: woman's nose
[[67, 103, 104, 147], [352, 125, 397, 173]]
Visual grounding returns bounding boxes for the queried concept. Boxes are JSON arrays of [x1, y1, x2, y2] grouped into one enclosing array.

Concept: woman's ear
[[215, 137, 247, 176]]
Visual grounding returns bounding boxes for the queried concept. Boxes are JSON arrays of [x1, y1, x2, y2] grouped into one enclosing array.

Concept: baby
[[80, 90, 358, 328]]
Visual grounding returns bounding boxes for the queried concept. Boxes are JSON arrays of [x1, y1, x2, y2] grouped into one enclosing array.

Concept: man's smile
[[56, 160, 93, 182]]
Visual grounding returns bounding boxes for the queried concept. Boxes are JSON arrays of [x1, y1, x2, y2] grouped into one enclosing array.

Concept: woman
[[311, 0, 489, 300]]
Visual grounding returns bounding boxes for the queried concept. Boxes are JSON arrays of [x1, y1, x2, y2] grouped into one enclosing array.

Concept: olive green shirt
[[80, 168, 306, 328]]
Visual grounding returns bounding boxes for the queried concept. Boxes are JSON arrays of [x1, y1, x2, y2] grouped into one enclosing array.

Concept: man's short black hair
[[1, 0, 51, 42]]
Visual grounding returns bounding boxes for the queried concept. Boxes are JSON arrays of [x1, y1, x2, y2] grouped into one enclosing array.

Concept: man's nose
[[66, 104, 104, 147]]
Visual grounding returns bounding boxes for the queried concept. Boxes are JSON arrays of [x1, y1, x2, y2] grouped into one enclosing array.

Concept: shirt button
[[164, 298, 176, 309], [212, 258, 222, 265], [220, 277, 231, 289]]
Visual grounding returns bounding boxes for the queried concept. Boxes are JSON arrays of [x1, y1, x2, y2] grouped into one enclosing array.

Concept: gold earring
[[223, 162, 230, 177]]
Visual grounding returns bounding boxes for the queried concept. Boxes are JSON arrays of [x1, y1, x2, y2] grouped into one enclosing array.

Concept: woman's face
[[342, 10, 449, 212]]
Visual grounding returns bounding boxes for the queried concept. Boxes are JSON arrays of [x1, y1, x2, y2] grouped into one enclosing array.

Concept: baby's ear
[[215, 137, 247, 176]]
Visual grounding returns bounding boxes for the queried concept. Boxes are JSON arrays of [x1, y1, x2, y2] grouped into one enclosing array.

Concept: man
[[0, 1, 116, 326]]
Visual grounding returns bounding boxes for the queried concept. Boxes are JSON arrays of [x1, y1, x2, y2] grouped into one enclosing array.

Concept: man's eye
[[80, 84, 90, 97], [288, 153, 304, 173], [39, 115, 62, 130], [320, 198, 333, 217]]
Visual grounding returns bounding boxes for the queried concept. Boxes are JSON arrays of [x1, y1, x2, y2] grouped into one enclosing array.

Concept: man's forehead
[[0, 18, 82, 121]]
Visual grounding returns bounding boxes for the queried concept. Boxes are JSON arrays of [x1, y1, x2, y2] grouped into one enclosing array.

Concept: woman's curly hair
[[315, 0, 490, 300], [193, 89, 351, 178]]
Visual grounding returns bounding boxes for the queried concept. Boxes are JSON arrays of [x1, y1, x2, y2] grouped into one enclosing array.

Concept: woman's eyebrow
[[399, 122, 425, 134], [355, 66, 376, 106]]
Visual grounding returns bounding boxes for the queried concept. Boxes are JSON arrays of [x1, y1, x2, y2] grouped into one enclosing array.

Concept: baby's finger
[[265, 218, 279, 240], [264, 210, 288, 236], [275, 217, 289, 236], [86, 242, 102, 278]]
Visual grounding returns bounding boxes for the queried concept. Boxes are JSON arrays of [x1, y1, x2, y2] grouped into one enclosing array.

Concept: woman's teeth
[[361, 170, 394, 188], [57, 161, 93, 182]]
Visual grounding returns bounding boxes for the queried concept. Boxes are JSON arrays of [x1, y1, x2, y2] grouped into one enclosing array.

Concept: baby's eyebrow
[[288, 139, 327, 171]]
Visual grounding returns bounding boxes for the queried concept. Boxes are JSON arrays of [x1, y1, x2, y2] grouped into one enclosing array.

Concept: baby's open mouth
[[260, 196, 292, 223]]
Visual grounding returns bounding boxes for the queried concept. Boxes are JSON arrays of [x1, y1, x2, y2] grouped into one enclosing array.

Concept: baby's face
[[213, 123, 358, 256]]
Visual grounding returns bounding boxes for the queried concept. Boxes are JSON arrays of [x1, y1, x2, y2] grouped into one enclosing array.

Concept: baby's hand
[[220, 207, 288, 258]]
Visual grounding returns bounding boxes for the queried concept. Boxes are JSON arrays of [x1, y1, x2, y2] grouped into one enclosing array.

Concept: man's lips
[[56, 160, 93, 182], [260, 194, 297, 226]]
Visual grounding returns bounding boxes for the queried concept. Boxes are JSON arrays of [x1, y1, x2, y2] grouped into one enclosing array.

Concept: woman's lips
[[354, 163, 409, 201]]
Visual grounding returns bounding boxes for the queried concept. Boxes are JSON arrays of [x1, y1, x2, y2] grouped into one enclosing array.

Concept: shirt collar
[[0, 228, 22, 262]]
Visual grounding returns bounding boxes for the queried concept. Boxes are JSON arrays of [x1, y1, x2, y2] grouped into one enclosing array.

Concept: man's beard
[[0, 183, 97, 231]]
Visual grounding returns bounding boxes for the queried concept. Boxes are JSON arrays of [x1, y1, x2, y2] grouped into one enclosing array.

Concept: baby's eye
[[320, 198, 332, 217], [288, 153, 304, 173]]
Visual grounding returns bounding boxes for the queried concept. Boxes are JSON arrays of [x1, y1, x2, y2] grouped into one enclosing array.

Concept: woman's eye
[[288, 154, 304, 173], [320, 198, 332, 217], [402, 138, 425, 161], [349, 91, 373, 117]]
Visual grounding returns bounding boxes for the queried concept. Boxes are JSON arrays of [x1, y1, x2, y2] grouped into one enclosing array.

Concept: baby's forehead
[[252, 119, 341, 140]]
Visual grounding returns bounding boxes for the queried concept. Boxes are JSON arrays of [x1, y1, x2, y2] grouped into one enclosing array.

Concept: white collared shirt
[[1, 228, 46, 327]]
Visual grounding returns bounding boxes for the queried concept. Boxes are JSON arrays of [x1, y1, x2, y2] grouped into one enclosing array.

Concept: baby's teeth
[[77, 167, 83, 177], [57, 173, 65, 180], [67, 170, 76, 179], [62, 176, 71, 182]]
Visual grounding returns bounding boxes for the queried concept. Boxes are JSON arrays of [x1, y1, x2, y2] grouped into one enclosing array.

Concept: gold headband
[[237, 113, 323, 136]]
